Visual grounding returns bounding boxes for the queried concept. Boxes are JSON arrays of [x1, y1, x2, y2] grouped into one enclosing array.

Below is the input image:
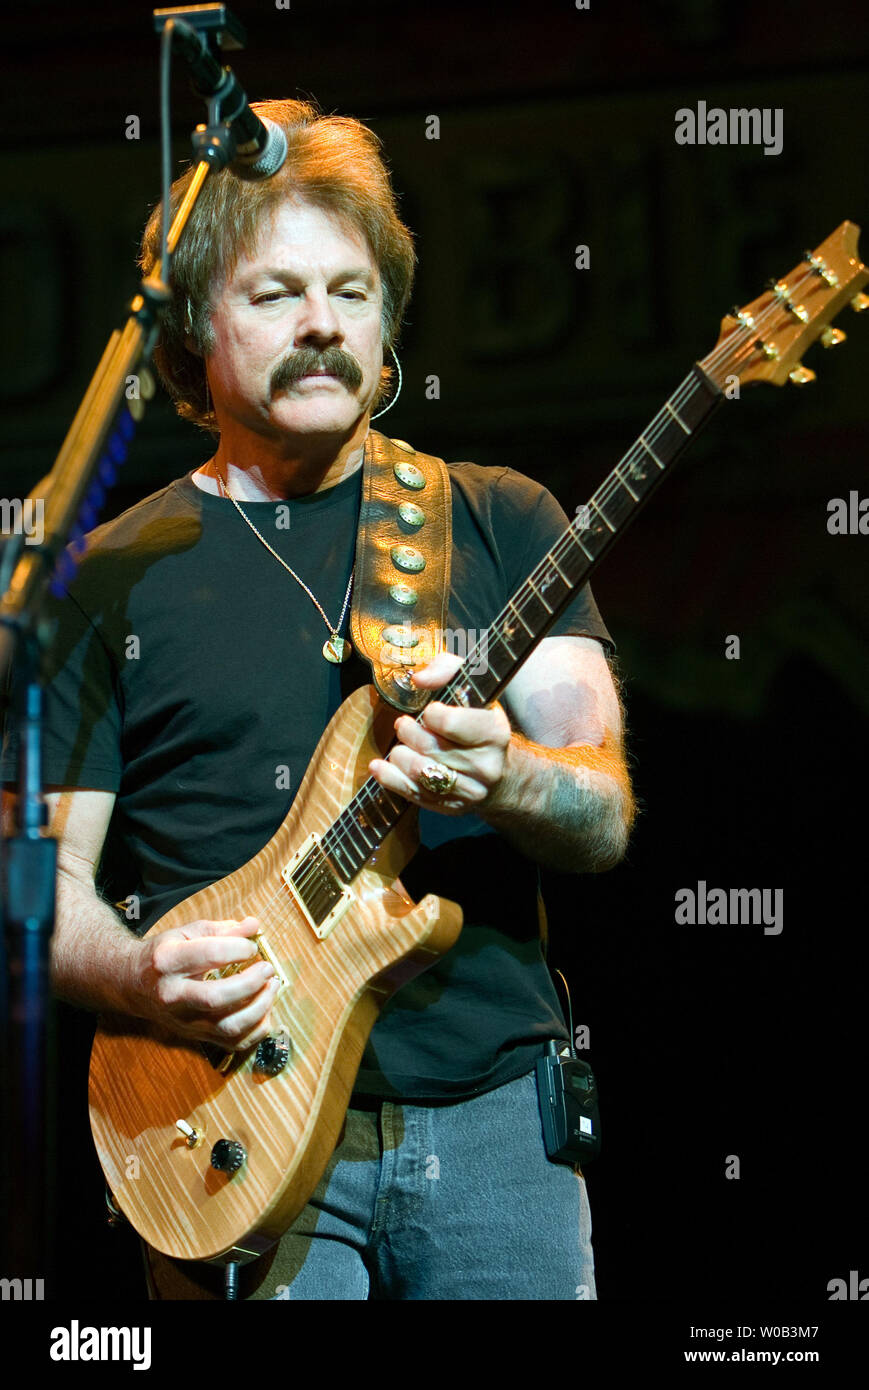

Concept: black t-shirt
[[1, 442, 613, 1100]]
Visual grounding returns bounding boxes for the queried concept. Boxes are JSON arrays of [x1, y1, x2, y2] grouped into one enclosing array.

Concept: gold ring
[[418, 760, 458, 796]]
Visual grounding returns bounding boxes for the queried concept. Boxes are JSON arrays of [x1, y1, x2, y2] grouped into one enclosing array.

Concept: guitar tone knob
[[210, 1138, 246, 1174], [254, 1030, 292, 1076]]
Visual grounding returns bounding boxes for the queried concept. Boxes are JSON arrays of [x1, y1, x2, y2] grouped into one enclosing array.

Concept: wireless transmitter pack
[[536, 1039, 601, 1167]]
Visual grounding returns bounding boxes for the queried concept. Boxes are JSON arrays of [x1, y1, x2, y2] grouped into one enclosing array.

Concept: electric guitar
[[89, 222, 868, 1264]]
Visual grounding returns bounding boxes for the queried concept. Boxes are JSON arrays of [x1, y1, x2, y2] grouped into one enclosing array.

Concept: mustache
[[270, 346, 364, 395]]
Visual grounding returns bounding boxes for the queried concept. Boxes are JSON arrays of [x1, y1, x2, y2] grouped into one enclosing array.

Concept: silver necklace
[[216, 467, 355, 664]]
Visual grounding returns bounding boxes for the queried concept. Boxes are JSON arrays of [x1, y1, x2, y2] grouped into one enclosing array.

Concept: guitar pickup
[[282, 833, 354, 940]]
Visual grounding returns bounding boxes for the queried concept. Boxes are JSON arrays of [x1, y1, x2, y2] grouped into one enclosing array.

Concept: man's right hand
[[129, 916, 279, 1050], [2, 789, 281, 1047]]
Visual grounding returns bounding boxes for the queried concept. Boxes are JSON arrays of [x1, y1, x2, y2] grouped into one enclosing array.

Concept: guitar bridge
[[200, 932, 289, 1072]]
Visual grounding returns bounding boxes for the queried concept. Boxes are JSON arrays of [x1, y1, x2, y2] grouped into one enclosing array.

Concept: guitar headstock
[[701, 221, 868, 390]]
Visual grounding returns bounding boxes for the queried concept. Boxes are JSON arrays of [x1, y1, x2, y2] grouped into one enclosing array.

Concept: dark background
[[2, 0, 868, 1306]]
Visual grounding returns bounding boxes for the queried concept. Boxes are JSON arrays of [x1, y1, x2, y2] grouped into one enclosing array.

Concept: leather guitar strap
[[350, 431, 453, 713]]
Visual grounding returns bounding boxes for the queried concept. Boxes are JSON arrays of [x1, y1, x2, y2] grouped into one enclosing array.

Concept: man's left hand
[[368, 653, 512, 815]]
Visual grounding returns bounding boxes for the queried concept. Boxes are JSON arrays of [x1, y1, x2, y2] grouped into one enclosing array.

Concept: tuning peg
[[821, 327, 846, 348], [804, 253, 838, 288], [730, 305, 756, 329], [789, 365, 816, 385], [851, 293, 869, 312]]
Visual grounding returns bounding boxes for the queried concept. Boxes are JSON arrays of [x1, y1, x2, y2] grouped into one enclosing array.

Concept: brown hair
[[140, 97, 416, 432]]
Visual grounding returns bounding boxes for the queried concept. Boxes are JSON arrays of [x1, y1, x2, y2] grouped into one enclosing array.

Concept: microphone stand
[[0, 6, 254, 1287]]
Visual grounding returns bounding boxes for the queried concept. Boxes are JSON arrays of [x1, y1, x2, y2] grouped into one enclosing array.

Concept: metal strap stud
[[391, 545, 426, 573], [389, 583, 418, 606], [381, 626, 420, 648], [398, 501, 426, 528], [393, 462, 426, 490]]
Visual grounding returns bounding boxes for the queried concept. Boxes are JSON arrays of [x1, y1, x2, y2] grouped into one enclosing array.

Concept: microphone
[[161, 14, 287, 179], [230, 115, 288, 181]]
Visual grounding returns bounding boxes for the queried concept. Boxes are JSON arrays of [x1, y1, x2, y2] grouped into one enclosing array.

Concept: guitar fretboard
[[308, 364, 723, 889]]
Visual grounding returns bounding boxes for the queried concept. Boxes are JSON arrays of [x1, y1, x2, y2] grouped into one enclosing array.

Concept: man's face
[[204, 197, 384, 444]]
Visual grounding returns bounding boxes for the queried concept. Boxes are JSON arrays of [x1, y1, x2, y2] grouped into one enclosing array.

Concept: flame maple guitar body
[[88, 684, 463, 1264]]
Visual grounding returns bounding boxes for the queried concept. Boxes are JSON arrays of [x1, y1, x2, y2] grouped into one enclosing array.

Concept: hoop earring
[[370, 345, 402, 421]]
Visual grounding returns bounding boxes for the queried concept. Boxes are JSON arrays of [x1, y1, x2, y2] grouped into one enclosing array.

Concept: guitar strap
[[350, 431, 453, 713]]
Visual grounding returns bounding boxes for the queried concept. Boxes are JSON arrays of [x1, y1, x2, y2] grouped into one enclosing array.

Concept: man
[[2, 98, 635, 1299]]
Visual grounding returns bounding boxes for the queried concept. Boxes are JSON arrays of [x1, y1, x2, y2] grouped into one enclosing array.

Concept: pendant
[[323, 635, 351, 664]]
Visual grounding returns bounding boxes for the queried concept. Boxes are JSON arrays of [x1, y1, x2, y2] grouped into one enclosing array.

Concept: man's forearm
[[51, 870, 146, 1016], [481, 731, 635, 873]]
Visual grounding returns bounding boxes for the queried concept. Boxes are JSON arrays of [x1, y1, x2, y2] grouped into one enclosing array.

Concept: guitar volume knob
[[254, 1030, 292, 1076], [210, 1138, 246, 1174]]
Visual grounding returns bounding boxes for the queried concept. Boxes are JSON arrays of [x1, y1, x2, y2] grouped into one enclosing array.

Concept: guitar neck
[[315, 363, 722, 887], [439, 362, 723, 711]]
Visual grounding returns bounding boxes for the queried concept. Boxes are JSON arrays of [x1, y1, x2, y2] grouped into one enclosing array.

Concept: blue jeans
[[269, 1069, 596, 1300]]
